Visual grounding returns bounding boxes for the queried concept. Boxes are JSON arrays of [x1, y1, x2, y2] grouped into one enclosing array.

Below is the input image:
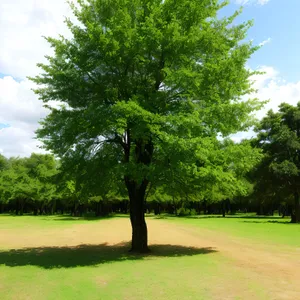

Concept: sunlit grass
[[0, 214, 298, 299]]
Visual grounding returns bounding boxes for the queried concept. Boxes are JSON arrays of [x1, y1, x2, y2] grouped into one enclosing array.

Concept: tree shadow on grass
[[50, 214, 129, 222], [232, 216, 286, 220], [267, 220, 298, 224], [242, 220, 293, 225], [42, 214, 286, 222], [0, 243, 217, 269], [180, 215, 288, 220]]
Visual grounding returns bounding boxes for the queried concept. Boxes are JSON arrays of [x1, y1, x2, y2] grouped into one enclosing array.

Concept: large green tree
[[254, 102, 300, 223], [31, 0, 261, 252]]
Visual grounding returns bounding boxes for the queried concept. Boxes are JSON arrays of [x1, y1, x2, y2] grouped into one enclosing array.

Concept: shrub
[[177, 207, 197, 216]]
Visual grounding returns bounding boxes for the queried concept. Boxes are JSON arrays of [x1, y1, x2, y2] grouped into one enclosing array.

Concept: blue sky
[[222, 0, 300, 82], [0, 0, 300, 156]]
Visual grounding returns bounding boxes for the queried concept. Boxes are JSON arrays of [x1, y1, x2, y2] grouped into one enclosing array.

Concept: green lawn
[[167, 213, 300, 248], [0, 214, 299, 300]]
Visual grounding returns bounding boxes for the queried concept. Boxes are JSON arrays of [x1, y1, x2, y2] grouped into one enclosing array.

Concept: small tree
[[31, 0, 262, 252]]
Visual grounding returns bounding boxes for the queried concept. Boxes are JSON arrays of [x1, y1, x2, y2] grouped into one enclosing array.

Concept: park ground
[[0, 214, 300, 300]]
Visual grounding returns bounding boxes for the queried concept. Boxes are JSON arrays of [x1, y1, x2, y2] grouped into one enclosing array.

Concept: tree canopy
[[254, 102, 300, 223]]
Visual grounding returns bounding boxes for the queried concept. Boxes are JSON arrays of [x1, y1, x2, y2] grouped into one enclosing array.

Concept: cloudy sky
[[1, 0, 300, 157]]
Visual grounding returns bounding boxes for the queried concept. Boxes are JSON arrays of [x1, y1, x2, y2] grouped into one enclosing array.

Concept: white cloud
[[235, 0, 270, 5], [0, 76, 48, 157], [0, 0, 77, 157], [251, 66, 300, 119], [257, 0, 270, 4], [231, 66, 300, 142], [0, 0, 74, 79], [0, 126, 45, 158], [259, 37, 271, 47]]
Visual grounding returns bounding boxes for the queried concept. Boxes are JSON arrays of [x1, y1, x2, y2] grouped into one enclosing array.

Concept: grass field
[[0, 214, 300, 300]]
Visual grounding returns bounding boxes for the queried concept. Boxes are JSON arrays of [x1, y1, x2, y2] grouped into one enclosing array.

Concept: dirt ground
[[156, 220, 300, 300], [1, 217, 300, 300]]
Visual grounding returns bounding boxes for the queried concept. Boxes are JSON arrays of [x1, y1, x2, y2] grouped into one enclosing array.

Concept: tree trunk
[[95, 202, 100, 217], [20, 201, 24, 216], [203, 200, 207, 215], [125, 178, 149, 253], [51, 199, 56, 215], [172, 196, 177, 215], [122, 133, 153, 253], [222, 200, 226, 218], [291, 192, 300, 223]]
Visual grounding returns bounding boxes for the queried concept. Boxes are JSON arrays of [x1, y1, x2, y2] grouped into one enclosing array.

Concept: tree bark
[[20, 200, 24, 216], [51, 199, 56, 215], [125, 177, 149, 253], [222, 200, 226, 218], [122, 130, 153, 253], [291, 191, 300, 223]]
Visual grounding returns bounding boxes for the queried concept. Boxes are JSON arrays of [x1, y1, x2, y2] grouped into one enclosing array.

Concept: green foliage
[[31, 0, 262, 199], [0, 154, 58, 213], [255, 103, 300, 188], [176, 207, 197, 216], [0, 154, 8, 171], [253, 102, 300, 221]]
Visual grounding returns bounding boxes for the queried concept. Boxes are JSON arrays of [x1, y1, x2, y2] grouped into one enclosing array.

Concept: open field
[[0, 215, 300, 300]]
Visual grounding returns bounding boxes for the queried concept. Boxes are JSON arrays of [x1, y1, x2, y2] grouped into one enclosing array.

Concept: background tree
[[0, 154, 58, 215], [254, 102, 300, 223], [0, 154, 9, 213], [31, 0, 262, 252], [25, 154, 58, 214], [1, 157, 36, 215]]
